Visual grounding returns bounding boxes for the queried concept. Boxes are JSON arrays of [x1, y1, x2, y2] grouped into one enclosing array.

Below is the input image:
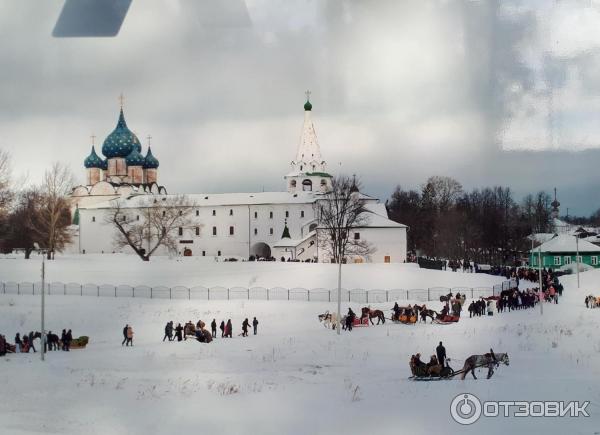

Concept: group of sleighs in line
[[585, 295, 600, 309], [0, 329, 89, 356], [160, 317, 259, 343], [409, 341, 510, 381]]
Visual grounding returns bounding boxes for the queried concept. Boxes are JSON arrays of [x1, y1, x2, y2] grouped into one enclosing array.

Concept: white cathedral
[[70, 96, 407, 263]]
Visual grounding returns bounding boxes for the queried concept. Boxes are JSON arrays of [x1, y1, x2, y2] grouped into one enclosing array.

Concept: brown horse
[[361, 307, 385, 325]]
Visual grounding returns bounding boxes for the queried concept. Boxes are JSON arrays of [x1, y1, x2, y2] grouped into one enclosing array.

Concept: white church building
[[70, 96, 407, 263]]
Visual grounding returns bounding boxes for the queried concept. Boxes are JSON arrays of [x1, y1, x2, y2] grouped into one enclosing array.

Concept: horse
[[439, 292, 453, 303], [318, 311, 343, 329], [46, 332, 60, 351], [361, 307, 385, 325], [413, 305, 438, 323], [460, 352, 509, 380]]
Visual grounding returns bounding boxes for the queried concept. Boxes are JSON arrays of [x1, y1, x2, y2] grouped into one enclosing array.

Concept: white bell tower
[[285, 91, 331, 193]]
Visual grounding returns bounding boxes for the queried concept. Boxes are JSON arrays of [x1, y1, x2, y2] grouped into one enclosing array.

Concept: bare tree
[[106, 195, 197, 261], [33, 163, 75, 259], [0, 150, 13, 220], [316, 175, 373, 334]]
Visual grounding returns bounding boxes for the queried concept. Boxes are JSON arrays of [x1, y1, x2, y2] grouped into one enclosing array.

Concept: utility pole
[[538, 244, 543, 316], [41, 250, 46, 361], [576, 235, 580, 289]]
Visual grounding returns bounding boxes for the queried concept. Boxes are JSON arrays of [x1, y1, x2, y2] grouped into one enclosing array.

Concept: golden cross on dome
[[90, 134, 96, 146], [147, 135, 152, 146], [305, 90, 311, 101], [119, 93, 125, 108]]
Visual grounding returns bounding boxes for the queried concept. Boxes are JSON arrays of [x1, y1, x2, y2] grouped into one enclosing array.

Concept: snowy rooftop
[[81, 191, 379, 209], [530, 234, 600, 253]]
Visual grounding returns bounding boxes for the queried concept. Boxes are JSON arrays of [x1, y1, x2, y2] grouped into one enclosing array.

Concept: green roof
[[305, 172, 331, 177]]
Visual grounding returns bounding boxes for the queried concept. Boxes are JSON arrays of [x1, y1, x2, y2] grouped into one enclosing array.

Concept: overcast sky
[[1, 0, 600, 215]]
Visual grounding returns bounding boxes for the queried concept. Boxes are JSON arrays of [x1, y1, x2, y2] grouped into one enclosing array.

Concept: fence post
[[366, 291, 369, 304], [2, 282, 4, 294], [267, 288, 270, 301], [81, 284, 83, 296], [228, 288, 230, 300], [207, 288, 210, 300], [64, 284, 66, 295], [115, 286, 117, 298], [406, 290, 409, 300], [169, 288, 172, 299], [17, 283, 20, 295], [348, 291, 351, 302], [471, 288, 474, 298], [386, 290, 389, 302], [151, 287, 153, 299], [188, 288, 190, 300], [133, 287, 135, 298], [427, 288, 430, 300], [97, 285, 99, 297], [308, 290, 310, 302], [328, 290, 331, 302], [288, 289, 290, 300], [248, 288, 250, 300]]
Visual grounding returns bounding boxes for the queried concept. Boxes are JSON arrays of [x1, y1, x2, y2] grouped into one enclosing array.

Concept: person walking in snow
[[219, 320, 225, 338], [175, 323, 183, 342], [211, 319, 217, 338], [436, 341, 446, 366], [242, 318, 249, 337], [225, 319, 232, 338], [122, 324, 128, 346], [61, 329, 67, 351], [252, 317, 258, 335], [65, 329, 73, 351], [163, 321, 173, 342], [126, 325, 134, 346], [28, 331, 37, 353]]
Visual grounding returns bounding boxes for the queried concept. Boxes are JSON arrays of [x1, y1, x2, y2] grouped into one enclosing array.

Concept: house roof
[[530, 234, 600, 254]]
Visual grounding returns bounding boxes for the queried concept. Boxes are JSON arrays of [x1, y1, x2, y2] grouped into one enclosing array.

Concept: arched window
[[302, 179, 312, 191], [290, 180, 297, 188], [309, 223, 318, 232]]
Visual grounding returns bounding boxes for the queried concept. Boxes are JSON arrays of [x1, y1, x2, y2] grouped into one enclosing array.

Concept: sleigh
[[69, 336, 89, 349], [433, 315, 460, 325], [409, 362, 456, 381], [392, 314, 417, 324], [353, 317, 370, 327]]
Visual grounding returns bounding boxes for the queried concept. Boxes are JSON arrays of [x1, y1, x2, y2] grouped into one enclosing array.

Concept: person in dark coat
[[436, 341, 446, 366], [175, 323, 183, 341], [242, 318, 249, 337], [28, 331, 37, 353], [211, 319, 217, 338], [225, 319, 232, 338], [163, 321, 173, 342], [122, 324, 128, 346], [61, 329, 67, 351], [219, 320, 225, 338], [65, 329, 73, 351], [15, 333, 22, 352], [252, 317, 258, 335], [0, 334, 6, 356]]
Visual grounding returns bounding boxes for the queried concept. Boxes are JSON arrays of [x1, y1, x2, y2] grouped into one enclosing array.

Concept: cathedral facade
[[70, 97, 407, 263]]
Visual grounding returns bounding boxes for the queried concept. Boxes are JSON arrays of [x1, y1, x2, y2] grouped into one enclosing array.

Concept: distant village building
[[529, 234, 600, 269], [69, 95, 407, 263]]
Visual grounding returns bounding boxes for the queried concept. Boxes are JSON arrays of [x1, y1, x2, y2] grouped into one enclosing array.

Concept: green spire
[[304, 90, 312, 111]]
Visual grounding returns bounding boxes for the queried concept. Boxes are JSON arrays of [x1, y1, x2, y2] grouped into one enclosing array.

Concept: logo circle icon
[[450, 393, 482, 425]]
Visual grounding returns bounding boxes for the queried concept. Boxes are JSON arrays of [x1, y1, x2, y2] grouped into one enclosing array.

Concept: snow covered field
[[0, 253, 506, 290], [1, 259, 600, 434]]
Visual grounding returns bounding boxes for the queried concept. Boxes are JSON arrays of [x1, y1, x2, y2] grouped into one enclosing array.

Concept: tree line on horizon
[[385, 175, 575, 265]]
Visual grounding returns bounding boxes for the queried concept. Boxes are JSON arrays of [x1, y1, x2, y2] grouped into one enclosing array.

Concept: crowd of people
[[0, 329, 76, 356], [159, 317, 260, 343]]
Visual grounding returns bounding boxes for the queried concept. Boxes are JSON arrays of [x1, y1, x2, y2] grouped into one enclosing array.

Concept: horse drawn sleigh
[[409, 351, 509, 381]]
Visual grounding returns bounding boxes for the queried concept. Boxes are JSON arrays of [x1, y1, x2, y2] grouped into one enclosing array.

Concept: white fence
[[0, 279, 517, 303]]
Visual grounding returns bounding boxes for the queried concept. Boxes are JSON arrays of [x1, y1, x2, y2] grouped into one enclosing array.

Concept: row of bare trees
[[0, 151, 74, 259], [386, 176, 554, 265]]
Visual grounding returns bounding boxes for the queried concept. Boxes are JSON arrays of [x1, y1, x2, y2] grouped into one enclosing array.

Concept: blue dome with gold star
[[143, 147, 159, 169], [102, 108, 143, 158], [84, 146, 104, 168]]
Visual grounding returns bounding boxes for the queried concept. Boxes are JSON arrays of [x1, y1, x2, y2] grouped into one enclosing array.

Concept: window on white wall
[[300, 210, 304, 218], [229, 226, 234, 235], [212, 209, 216, 216], [270, 228, 273, 235], [92, 216, 95, 222], [229, 209, 233, 216], [212, 226, 217, 236], [254, 228, 257, 235], [592, 256, 598, 266], [564, 256, 571, 265], [554, 256, 560, 266], [269, 211, 273, 219]]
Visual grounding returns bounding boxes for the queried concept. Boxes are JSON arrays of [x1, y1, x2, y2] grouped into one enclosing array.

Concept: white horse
[[317, 311, 346, 329]]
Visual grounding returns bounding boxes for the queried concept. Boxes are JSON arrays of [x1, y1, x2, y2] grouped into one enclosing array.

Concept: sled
[[409, 363, 456, 380], [69, 336, 89, 349], [353, 317, 370, 327], [392, 314, 417, 325], [433, 315, 460, 325]]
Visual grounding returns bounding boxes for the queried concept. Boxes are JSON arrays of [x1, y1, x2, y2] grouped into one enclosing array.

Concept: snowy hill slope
[[1, 267, 599, 434]]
